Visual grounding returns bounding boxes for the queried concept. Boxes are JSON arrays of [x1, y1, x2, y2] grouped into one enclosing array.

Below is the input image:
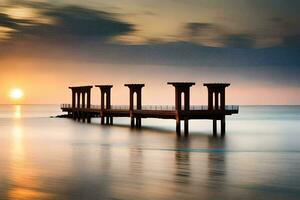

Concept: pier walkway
[[61, 82, 239, 137]]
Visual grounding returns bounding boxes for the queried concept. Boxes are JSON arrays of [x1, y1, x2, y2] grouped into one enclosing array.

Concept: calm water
[[0, 105, 300, 200]]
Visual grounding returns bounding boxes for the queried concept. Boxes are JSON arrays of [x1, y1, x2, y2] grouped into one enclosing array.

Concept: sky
[[0, 0, 299, 105]]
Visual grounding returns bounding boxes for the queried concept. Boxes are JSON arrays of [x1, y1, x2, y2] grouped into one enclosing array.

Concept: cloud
[[183, 19, 300, 48], [282, 35, 300, 47], [184, 22, 257, 48], [183, 22, 225, 47], [219, 34, 256, 48], [0, 3, 134, 42], [185, 22, 216, 37]]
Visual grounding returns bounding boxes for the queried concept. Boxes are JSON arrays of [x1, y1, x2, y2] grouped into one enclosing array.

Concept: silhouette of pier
[[61, 82, 238, 137]]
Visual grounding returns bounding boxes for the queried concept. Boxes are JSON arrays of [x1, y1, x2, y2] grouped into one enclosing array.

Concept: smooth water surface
[[0, 105, 300, 199]]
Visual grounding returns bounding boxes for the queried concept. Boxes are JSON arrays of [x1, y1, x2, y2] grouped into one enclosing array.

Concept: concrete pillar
[[76, 92, 80, 121], [176, 117, 181, 136], [105, 91, 110, 125], [184, 119, 189, 137], [214, 92, 219, 110], [101, 91, 105, 110], [208, 88, 213, 111], [213, 119, 217, 136], [221, 116, 226, 137], [87, 90, 91, 109], [130, 90, 134, 128], [175, 88, 181, 111], [129, 90, 134, 110], [82, 92, 85, 108], [106, 116, 110, 125], [86, 90, 91, 123], [220, 90, 225, 110], [77, 92, 80, 108], [184, 89, 190, 111], [107, 90, 111, 109], [72, 90, 76, 108], [72, 90, 76, 119], [131, 115, 135, 128], [80, 92, 84, 122], [183, 88, 190, 136], [100, 91, 105, 125]]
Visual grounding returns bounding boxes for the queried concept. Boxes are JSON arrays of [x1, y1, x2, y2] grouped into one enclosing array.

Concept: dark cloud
[[282, 35, 300, 47], [0, 13, 32, 29], [184, 22, 258, 48], [219, 34, 256, 48], [0, 3, 134, 42], [185, 22, 217, 37], [41, 6, 133, 38]]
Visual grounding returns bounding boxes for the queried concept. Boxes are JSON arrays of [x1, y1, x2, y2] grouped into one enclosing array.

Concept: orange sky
[[0, 0, 299, 105], [0, 54, 299, 105]]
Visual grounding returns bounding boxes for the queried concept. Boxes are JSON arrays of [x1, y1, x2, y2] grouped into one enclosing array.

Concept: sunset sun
[[10, 88, 24, 100]]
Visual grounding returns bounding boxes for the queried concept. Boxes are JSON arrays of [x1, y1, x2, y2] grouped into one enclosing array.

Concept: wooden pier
[[61, 82, 238, 137]]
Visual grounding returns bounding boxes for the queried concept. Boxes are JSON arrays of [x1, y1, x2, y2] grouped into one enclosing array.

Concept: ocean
[[0, 105, 300, 199]]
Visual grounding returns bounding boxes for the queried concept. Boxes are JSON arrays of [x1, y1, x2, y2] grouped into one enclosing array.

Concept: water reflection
[[175, 138, 191, 184], [129, 148, 143, 177], [11, 125, 24, 162], [9, 122, 51, 199], [13, 105, 22, 119], [207, 138, 226, 189], [1, 105, 300, 199]]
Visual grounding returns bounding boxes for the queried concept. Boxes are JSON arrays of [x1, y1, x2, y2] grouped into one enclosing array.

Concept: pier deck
[[61, 104, 238, 120], [61, 82, 239, 137]]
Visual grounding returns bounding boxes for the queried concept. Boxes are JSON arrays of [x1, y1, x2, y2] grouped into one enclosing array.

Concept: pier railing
[[61, 104, 239, 111]]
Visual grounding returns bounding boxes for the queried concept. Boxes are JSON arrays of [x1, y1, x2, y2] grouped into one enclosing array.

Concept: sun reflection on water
[[8, 111, 52, 199], [13, 105, 22, 119]]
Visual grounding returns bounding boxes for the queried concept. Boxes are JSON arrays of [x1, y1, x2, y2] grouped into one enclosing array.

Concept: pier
[[61, 82, 238, 137]]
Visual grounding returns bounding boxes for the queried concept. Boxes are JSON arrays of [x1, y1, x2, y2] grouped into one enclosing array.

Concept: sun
[[10, 88, 24, 100]]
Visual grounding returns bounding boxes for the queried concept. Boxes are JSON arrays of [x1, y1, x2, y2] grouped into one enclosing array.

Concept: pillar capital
[[69, 86, 93, 92], [203, 83, 230, 91], [167, 82, 195, 88], [124, 84, 145, 91], [95, 85, 113, 90]]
